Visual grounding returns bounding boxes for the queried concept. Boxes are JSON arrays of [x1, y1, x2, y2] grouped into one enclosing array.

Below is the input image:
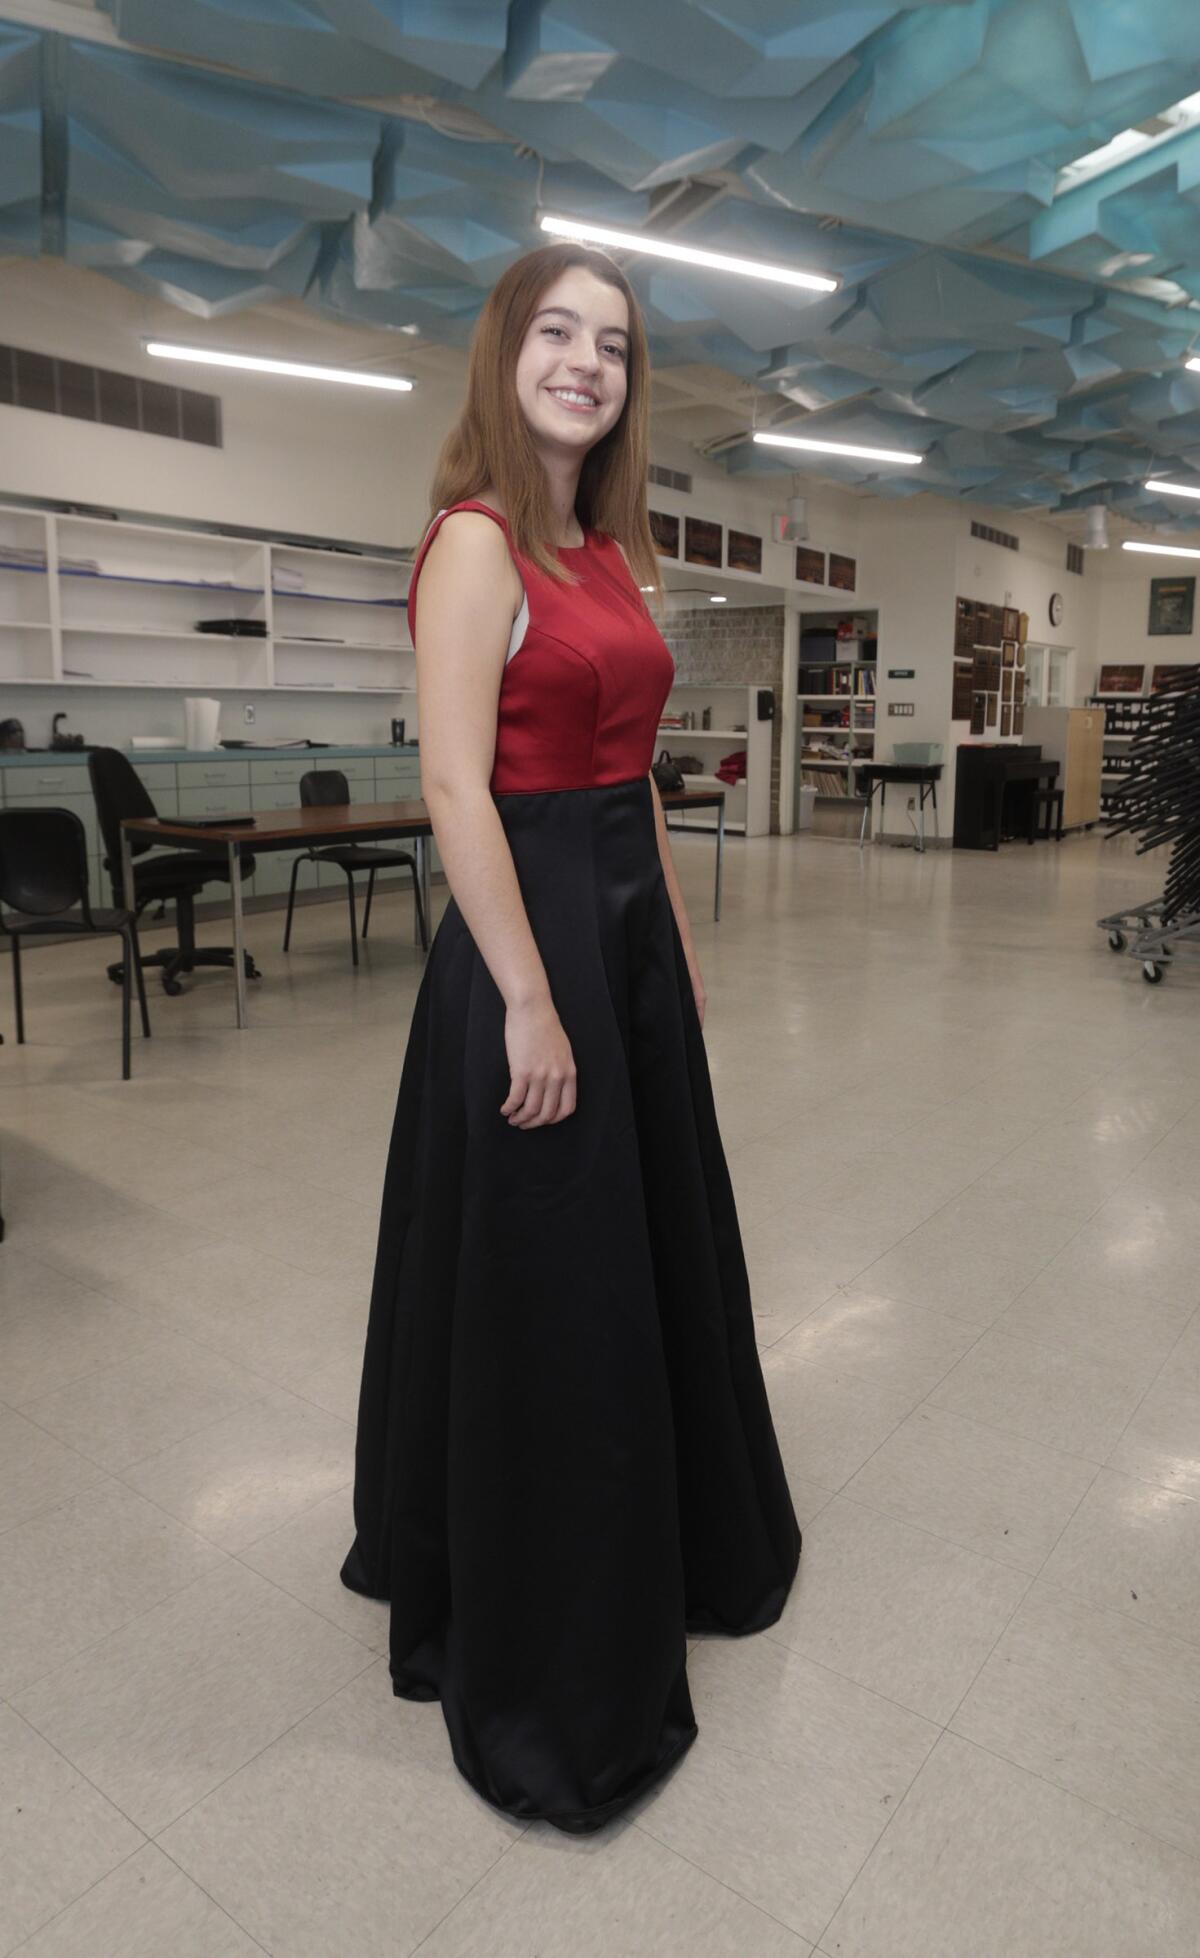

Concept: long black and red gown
[[341, 498, 801, 1833]]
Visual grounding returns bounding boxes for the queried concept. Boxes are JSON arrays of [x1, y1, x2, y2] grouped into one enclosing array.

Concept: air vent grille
[[0, 343, 222, 447], [1066, 542, 1084, 574], [648, 462, 692, 494], [970, 519, 1019, 552]]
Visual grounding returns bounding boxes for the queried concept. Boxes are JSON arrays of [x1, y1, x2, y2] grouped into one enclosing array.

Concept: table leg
[[228, 839, 247, 1030], [714, 799, 725, 923], [930, 782, 939, 843], [915, 784, 926, 853]]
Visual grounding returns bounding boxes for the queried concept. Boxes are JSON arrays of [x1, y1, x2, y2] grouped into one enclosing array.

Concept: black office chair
[[88, 748, 261, 997], [0, 806, 150, 1080], [282, 768, 428, 966]]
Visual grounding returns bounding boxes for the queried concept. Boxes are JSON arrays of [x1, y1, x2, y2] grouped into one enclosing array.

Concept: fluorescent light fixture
[[1145, 477, 1200, 498], [538, 213, 837, 293], [754, 430, 923, 466], [710, 594, 727, 603], [639, 585, 655, 592], [1122, 540, 1200, 559], [1058, 87, 1200, 193], [145, 342, 414, 392]]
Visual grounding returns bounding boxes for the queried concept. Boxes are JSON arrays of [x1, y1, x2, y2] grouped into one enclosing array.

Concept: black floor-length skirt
[[340, 776, 801, 1832]]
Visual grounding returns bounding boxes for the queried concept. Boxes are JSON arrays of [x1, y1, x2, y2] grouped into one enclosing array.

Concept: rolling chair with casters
[[282, 768, 429, 966], [0, 806, 151, 1080], [88, 747, 262, 997]]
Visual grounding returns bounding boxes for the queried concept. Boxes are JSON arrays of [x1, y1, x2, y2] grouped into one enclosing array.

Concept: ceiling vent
[[0, 343, 222, 448], [648, 462, 692, 494], [970, 519, 1019, 552]]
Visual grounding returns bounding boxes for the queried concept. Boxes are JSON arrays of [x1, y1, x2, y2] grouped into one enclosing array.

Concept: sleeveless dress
[[340, 498, 801, 1833]]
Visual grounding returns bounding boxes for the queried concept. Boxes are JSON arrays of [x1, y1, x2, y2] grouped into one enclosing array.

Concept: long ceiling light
[[1145, 477, 1200, 498], [753, 430, 923, 466], [145, 342, 414, 392], [1122, 540, 1200, 559], [1058, 88, 1200, 193], [538, 213, 838, 293]]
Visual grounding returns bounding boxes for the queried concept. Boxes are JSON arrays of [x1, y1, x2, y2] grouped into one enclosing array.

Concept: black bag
[[652, 747, 685, 791]]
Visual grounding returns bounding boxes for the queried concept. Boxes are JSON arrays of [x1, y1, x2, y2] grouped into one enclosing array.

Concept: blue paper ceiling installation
[[6, 1, 1200, 523]]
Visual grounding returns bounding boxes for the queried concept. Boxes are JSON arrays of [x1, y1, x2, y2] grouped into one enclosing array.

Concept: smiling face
[[514, 265, 630, 460]]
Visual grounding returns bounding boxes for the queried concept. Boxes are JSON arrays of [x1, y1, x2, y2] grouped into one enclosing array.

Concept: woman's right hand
[[501, 995, 577, 1128]]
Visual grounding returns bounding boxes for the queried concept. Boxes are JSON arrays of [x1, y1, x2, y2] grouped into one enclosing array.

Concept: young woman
[[341, 239, 801, 1834]]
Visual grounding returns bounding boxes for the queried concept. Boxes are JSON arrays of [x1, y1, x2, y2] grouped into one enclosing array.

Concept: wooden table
[[123, 784, 727, 1029]]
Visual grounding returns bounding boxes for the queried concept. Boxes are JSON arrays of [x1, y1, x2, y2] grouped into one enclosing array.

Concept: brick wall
[[660, 605, 786, 831]]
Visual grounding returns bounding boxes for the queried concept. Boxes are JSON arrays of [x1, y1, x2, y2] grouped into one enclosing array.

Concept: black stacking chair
[[88, 748, 260, 996], [0, 806, 150, 1079], [282, 768, 428, 966]]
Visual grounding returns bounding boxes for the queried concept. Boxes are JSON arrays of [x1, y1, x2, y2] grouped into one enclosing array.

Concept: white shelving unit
[[655, 683, 772, 835], [796, 663, 877, 805], [0, 504, 415, 698]]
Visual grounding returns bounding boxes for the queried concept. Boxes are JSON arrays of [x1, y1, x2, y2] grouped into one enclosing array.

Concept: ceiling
[[6, 1, 1200, 531]]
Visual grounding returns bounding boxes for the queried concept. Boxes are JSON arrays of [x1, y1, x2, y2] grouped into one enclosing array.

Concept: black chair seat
[[88, 748, 260, 995], [4, 907, 136, 935], [283, 768, 428, 965], [0, 806, 150, 1079], [130, 847, 256, 884], [306, 844, 417, 871]]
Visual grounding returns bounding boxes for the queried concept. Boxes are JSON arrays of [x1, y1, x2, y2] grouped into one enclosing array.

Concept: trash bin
[[796, 784, 818, 830]]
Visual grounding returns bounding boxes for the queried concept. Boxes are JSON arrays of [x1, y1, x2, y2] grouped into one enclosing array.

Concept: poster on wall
[[726, 527, 762, 574], [970, 691, 987, 735], [1002, 669, 1014, 700], [1013, 701, 1025, 735], [1002, 606, 1020, 641], [649, 509, 679, 557], [1002, 639, 1016, 667], [985, 694, 997, 727], [1152, 663, 1185, 693], [1098, 663, 1146, 694], [795, 545, 826, 585], [828, 551, 857, 591], [1001, 703, 1012, 736], [684, 516, 722, 568], [1149, 576, 1195, 636]]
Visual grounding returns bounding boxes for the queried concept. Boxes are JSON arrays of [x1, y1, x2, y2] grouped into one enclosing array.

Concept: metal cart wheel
[[1143, 961, 1165, 984], [1107, 930, 1126, 952]]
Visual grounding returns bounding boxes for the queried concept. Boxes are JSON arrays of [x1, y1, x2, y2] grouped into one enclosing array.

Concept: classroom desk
[[856, 763, 943, 852], [123, 785, 727, 1028]]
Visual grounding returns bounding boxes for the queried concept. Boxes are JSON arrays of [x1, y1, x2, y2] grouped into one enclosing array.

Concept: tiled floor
[[2, 829, 1200, 1956]]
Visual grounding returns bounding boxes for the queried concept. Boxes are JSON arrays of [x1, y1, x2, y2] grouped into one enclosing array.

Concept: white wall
[[1093, 538, 1200, 685], [0, 260, 461, 548]]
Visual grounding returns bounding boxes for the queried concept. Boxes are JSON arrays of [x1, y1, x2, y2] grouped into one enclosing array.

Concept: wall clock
[[1048, 592, 1064, 628]]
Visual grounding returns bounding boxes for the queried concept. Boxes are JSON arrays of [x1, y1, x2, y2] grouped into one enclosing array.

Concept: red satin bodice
[[406, 499, 675, 794]]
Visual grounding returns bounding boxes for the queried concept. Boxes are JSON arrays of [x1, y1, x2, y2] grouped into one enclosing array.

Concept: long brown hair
[[426, 241, 663, 602]]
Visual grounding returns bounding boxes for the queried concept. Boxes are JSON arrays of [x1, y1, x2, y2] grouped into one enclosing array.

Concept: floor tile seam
[[757, 1619, 963, 1739], [833, 1722, 1200, 1942], [2, 1697, 154, 1859], [1024, 1565, 1200, 1666], [811, 1725, 972, 1952], [826, 1484, 1079, 1587], [1099, 1318, 1200, 1490], [1137, 1301, 1200, 1397], [147, 1643, 380, 1849], [15, 1374, 283, 1484], [938, 1719, 1200, 1871], [981, 1290, 1198, 1379], [630, 1811, 818, 1949], [402, 1830, 539, 1958], [4, 1307, 274, 1425], [0, 1837, 159, 1958]]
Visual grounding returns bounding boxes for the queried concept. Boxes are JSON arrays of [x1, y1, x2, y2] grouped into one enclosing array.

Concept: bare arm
[[415, 512, 576, 1126]]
